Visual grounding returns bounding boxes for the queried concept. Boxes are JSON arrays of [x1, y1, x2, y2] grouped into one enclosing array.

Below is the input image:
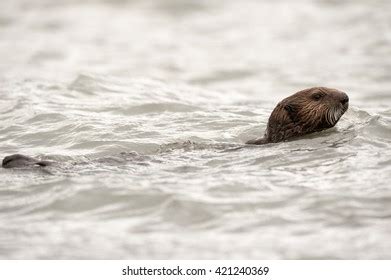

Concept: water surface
[[1, 0, 391, 259]]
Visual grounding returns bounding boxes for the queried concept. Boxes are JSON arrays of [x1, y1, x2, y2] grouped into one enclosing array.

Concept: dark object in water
[[246, 87, 349, 145], [2, 154, 52, 168]]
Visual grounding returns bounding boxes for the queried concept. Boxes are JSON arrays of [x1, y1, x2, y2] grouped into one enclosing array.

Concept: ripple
[[1, 0, 391, 260], [115, 102, 201, 115]]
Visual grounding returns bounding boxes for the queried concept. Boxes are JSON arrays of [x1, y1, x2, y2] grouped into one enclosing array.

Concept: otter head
[[264, 87, 349, 143]]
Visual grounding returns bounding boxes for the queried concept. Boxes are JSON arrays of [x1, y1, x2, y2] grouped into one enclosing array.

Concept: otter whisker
[[335, 107, 340, 123], [326, 108, 334, 126], [332, 107, 337, 124]]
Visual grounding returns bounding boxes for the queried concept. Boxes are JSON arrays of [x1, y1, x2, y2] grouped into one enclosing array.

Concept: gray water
[[1, 0, 391, 259]]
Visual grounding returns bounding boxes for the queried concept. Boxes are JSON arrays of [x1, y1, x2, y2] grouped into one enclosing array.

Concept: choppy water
[[1, 0, 391, 259]]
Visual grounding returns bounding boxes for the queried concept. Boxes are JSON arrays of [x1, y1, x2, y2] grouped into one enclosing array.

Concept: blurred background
[[1, 0, 390, 102], [0, 0, 390, 259]]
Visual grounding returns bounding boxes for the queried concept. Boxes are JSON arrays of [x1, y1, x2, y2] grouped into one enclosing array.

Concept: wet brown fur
[[246, 87, 349, 145]]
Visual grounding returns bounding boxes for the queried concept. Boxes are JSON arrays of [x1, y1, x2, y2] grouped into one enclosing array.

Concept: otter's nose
[[340, 93, 349, 105]]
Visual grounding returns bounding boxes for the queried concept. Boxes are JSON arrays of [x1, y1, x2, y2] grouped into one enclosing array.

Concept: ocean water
[[1, 0, 391, 259]]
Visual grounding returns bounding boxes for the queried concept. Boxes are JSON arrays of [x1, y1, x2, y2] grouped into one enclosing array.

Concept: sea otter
[[246, 87, 349, 144], [2, 86, 349, 168]]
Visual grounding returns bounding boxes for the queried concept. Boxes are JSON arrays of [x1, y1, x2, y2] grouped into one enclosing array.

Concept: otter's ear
[[284, 103, 300, 123]]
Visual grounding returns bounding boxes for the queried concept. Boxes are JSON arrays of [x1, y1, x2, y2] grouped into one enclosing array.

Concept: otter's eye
[[312, 93, 323, 101]]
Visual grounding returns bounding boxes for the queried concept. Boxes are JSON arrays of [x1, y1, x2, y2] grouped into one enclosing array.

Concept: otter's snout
[[340, 93, 349, 105]]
